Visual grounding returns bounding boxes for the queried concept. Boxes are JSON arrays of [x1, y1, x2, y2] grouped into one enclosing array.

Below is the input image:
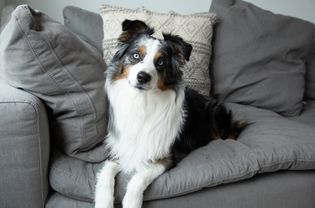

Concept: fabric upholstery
[[100, 4, 217, 96], [0, 81, 50, 208], [47, 170, 315, 208], [306, 33, 315, 100], [48, 102, 315, 203], [63, 6, 104, 54], [291, 101, 315, 126], [0, 5, 108, 162], [210, 0, 315, 116]]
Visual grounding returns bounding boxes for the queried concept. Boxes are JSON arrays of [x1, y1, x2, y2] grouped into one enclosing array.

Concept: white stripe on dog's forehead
[[141, 38, 161, 60]]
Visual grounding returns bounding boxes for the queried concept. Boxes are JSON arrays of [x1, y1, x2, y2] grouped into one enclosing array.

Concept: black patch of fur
[[158, 41, 183, 87], [163, 33, 192, 62], [119, 19, 154, 44], [171, 88, 247, 164]]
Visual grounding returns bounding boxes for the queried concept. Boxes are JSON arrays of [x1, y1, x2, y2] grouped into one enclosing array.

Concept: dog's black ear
[[163, 33, 192, 63], [118, 19, 154, 43]]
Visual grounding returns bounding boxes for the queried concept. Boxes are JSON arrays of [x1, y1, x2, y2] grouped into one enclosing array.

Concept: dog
[[95, 19, 246, 208]]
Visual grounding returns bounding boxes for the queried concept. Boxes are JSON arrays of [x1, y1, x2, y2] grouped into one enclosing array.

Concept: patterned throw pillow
[[100, 4, 217, 96]]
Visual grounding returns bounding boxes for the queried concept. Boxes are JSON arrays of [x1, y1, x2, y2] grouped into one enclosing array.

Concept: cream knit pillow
[[100, 4, 217, 96]]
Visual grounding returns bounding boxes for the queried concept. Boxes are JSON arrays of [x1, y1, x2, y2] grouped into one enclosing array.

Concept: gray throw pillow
[[210, 0, 315, 116], [0, 5, 107, 162], [63, 6, 103, 55]]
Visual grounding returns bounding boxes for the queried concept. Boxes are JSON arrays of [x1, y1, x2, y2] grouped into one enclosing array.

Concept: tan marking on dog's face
[[157, 78, 174, 91], [154, 51, 163, 61], [138, 46, 146, 57], [114, 66, 130, 80]]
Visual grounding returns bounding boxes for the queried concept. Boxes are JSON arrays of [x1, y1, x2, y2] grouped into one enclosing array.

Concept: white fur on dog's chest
[[106, 79, 185, 173]]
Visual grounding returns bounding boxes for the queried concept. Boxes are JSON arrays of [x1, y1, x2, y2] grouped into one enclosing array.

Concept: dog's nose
[[137, 71, 151, 84]]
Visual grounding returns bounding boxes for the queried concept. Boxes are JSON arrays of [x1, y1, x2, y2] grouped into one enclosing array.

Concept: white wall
[[249, 0, 315, 23], [5, 0, 315, 24], [7, 0, 212, 23], [0, 0, 5, 10], [0, 0, 6, 22]]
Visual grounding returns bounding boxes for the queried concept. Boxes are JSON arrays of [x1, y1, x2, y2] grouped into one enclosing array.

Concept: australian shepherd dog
[[95, 19, 246, 208]]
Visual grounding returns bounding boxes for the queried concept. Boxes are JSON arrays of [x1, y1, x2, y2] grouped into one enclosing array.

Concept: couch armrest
[[0, 81, 50, 208]]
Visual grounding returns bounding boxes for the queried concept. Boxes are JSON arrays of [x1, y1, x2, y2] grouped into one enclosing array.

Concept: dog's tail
[[213, 104, 247, 140]]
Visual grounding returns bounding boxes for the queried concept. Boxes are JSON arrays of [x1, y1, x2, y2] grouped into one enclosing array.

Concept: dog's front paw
[[95, 200, 114, 208], [94, 188, 115, 208], [122, 192, 143, 208], [95, 191, 114, 208], [95, 201, 114, 208]]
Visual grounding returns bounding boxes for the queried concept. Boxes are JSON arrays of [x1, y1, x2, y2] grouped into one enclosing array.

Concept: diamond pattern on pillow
[[100, 5, 217, 96]]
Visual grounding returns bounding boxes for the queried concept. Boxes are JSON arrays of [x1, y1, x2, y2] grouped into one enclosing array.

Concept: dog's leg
[[122, 161, 169, 208], [95, 160, 121, 208]]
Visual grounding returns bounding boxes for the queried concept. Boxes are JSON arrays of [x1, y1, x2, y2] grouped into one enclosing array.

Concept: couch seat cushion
[[49, 103, 315, 203], [47, 170, 315, 208]]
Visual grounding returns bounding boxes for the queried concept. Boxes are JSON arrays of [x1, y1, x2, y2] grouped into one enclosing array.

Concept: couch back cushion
[[210, 0, 315, 116], [0, 5, 108, 162], [63, 6, 104, 55]]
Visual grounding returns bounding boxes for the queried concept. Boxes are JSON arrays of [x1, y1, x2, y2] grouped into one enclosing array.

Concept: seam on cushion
[[38, 17, 102, 142], [33, 101, 46, 208], [39, 37, 84, 141], [15, 8, 104, 152], [44, 38, 98, 142], [14, 9, 97, 150], [39, 27, 99, 140], [13, 13, 78, 114], [240, 132, 315, 140], [0, 100, 46, 207], [14, 14, 83, 142], [257, 159, 315, 170]]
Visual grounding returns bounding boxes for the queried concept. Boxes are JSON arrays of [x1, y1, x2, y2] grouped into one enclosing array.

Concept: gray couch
[[1, 0, 315, 208]]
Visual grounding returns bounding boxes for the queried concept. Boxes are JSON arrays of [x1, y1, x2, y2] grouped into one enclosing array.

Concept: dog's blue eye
[[132, 53, 140, 59], [157, 58, 165, 66]]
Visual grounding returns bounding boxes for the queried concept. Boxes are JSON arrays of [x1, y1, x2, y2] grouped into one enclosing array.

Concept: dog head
[[108, 19, 192, 92]]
